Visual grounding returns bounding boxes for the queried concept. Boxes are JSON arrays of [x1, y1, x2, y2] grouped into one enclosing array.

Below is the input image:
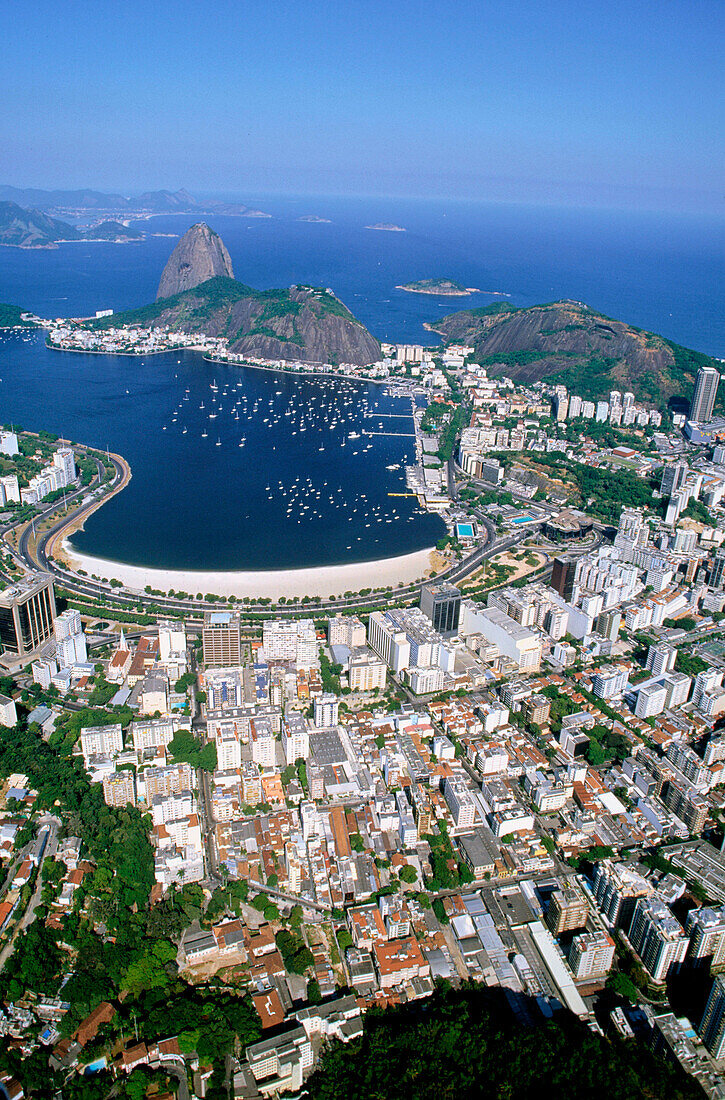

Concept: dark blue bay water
[[0, 331, 443, 570], [0, 195, 722, 571]]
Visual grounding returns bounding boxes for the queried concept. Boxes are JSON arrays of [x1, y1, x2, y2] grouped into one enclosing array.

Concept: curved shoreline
[[59, 543, 440, 599]]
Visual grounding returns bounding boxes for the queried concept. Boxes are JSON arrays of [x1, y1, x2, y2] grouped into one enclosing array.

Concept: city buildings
[[202, 612, 242, 666], [568, 931, 616, 980], [54, 609, 87, 667], [0, 574, 57, 662], [700, 976, 725, 1058], [628, 896, 688, 982], [691, 365, 721, 424], [419, 583, 461, 637], [545, 888, 589, 934]]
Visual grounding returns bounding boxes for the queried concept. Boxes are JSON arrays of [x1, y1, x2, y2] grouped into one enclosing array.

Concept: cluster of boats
[[159, 367, 422, 546]]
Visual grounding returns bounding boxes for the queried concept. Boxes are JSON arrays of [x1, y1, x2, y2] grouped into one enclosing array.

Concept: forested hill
[[306, 986, 704, 1100], [427, 299, 719, 410], [89, 276, 382, 366]]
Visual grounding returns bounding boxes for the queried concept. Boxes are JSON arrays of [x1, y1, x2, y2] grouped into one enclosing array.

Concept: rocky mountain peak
[[156, 222, 233, 300]]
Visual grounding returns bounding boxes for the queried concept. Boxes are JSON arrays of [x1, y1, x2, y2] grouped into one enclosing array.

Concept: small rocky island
[[298, 215, 331, 223], [365, 223, 406, 232], [397, 277, 478, 296]]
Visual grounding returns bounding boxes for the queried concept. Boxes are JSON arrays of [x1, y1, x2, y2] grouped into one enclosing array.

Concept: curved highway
[[8, 438, 549, 621]]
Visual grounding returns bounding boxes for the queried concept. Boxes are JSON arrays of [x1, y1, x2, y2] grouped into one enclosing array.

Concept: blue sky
[[2, 0, 723, 210]]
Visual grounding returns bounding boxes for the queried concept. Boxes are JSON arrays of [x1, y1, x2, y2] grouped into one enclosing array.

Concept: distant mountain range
[[0, 185, 270, 220]]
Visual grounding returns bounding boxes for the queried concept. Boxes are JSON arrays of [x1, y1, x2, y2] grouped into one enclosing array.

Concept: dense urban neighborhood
[[0, 337, 725, 1097]]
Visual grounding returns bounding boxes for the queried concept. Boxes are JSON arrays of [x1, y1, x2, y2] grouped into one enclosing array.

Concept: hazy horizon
[[2, 0, 722, 216]]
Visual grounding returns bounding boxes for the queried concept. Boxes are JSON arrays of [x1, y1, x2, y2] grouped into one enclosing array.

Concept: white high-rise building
[[158, 620, 187, 663], [314, 693, 339, 728], [215, 727, 242, 771], [54, 608, 87, 667], [52, 446, 76, 484], [690, 365, 720, 424], [327, 614, 366, 648], [80, 724, 124, 763], [628, 896, 688, 982], [568, 395, 582, 419], [32, 656, 57, 689], [442, 776, 476, 829], [263, 619, 317, 667], [646, 643, 676, 677], [686, 907, 725, 969], [282, 713, 309, 764], [0, 475, 20, 504], [568, 931, 616, 980], [635, 682, 668, 719], [205, 667, 243, 710]]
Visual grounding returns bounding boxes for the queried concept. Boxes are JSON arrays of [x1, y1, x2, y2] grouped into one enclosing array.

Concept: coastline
[[60, 543, 440, 599]]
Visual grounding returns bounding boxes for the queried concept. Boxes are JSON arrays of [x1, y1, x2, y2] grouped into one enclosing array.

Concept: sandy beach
[[60, 542, 440, 600]]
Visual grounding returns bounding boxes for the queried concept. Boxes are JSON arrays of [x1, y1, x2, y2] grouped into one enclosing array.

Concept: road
[[0, 815, 59, 972], [8, 426, 548, 622]]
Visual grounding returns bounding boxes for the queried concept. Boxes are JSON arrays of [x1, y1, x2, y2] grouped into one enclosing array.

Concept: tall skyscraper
[[690, 365, 720, 424], [551, 556, 577, 602], [52, 446, 76, 484], [628, 896, 688, 982], [699, 975, 725, 1058], [686, 906, 725, 969], [710, 549, 725, 591], [0, 574, 57, 659], [54, 608, 87, 666], [545, 888, 589, 934], [660, 462, 687, 498], [420, 583, 461, 637], [202, 612, 242, 667]]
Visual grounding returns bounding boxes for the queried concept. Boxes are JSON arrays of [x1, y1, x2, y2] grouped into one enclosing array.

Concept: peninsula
[[48, 223, 383, 366]]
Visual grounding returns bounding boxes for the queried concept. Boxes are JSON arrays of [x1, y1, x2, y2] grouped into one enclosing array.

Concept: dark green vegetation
[[424, 825, 473, 890], [306, 985, 703, 1100], [515, 451, 657, 523], [87, 274, 381, 365], [0, 705, 261, 1094], [0, 200, 143, 248], [0, 302, 36, 327], [428, 299, 721, 409], [276, 929, 314, 974], [168, 728, 217, 771]]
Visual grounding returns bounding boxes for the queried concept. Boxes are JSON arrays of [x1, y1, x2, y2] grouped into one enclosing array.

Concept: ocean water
[[0, 196, 722, 355], [0, 195, 722, 572]]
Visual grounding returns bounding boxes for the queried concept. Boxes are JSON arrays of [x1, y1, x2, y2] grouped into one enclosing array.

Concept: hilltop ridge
[[428, 299, 719, 408], [92, 275, 382, 366]]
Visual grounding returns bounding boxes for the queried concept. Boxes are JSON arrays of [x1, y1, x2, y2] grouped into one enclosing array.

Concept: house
[[74, 1002, 116, 1047], [253, 989, 286, 1030], [373, 936, 431, 990]]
